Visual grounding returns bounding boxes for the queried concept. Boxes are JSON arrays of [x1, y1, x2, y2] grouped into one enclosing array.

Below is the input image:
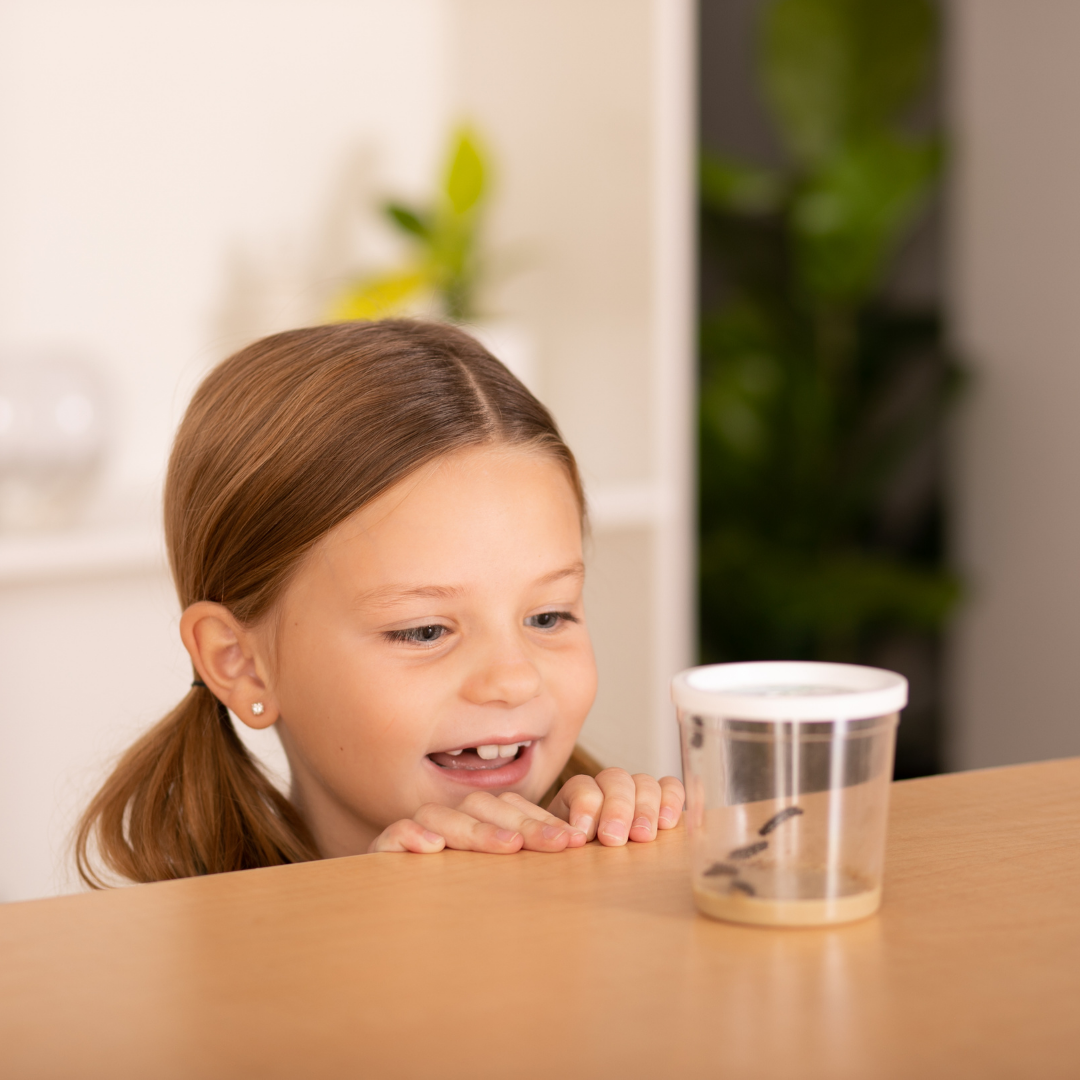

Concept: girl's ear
[[179, 601, 278, 729]]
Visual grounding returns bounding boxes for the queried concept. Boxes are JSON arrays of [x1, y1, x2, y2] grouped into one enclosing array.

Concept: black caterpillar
[[689, 715, 704, 749], [703, 862, 738, 877], [758, 806, 804, 836], [728, 840, 768, 860]]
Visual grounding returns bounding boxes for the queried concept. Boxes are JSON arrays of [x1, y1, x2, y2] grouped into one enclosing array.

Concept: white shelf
[[0, 518, 166, 586], [0, 481, 671, 587]]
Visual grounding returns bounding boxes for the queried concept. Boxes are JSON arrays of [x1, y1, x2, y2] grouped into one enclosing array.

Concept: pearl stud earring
[[251, 702, 265, 717]]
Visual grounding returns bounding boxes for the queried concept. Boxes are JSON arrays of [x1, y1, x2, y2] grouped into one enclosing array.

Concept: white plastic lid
[[671, 661, 908, 722]]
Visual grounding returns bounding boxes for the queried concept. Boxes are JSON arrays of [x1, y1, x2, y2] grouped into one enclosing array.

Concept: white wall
[[0, 0, 451, 498], [949, 0, 1080, 768]]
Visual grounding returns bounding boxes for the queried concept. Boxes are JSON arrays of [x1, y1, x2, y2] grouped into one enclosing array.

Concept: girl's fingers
[[627, 773, 662, 843], [412, 803, 526, 854], [457, 791, 586, 851], [594, 768, 640, 847], [495, 791, 573, 828], [546, 774, 605, 840], [368, 775, 685, 856], [367, 818, 446, 854], [657, 775, 686, 830]]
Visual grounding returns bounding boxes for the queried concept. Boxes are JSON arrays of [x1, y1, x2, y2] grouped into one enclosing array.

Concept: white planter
[[459, 320, 538, 396]]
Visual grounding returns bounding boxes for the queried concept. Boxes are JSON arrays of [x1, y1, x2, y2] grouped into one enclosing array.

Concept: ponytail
[[75, 687, 318, 887]]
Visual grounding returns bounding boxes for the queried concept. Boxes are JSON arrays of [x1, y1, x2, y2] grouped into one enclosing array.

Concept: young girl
[[76, 320, 684, 885]]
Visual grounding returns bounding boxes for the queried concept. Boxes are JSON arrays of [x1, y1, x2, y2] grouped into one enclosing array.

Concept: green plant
[[331, 125, 489, 322], [699, 0, 962, 664]]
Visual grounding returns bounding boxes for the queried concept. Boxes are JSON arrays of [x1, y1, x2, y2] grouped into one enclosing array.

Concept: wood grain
[[2, 758, 1078, 1079]]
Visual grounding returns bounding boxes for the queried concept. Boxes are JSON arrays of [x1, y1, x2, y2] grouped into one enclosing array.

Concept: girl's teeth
[[464, 742, 530, 760], [447, 749, 463, 756]]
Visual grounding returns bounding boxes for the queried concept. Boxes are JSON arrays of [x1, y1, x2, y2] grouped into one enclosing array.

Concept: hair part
[[76, 320, 584, 886]]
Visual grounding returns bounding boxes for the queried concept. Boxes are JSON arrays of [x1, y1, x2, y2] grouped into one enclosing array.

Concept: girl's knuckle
[[563, 775, 597, 795], [460, 791, 493, 815], [576, 790, 604, 812], [596, 767, 629, 784]]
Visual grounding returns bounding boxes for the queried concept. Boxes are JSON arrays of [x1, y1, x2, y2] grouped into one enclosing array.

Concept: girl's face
[[260, 445, 597, 856]]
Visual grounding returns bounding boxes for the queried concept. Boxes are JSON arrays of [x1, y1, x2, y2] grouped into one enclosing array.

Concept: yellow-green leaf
[[327, 269, 426, 322], [445, 128, 486, 216]]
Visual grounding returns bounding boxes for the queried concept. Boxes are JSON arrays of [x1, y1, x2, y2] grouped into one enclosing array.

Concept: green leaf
[[384, 203, 431, 240], [846, 0, 937, 135], [444, 127, 486, 216], [699, 530, 961, 658], [701, 152, 787, 215], [790, 134, 941, 300], [761, 0, 936, 164]]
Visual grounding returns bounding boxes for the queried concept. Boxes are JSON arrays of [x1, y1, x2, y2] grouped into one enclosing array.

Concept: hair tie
[[191, 677, 234, 729]]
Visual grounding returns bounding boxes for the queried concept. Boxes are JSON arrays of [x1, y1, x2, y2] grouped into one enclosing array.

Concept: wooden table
[[2, 759, 1079, 1079]]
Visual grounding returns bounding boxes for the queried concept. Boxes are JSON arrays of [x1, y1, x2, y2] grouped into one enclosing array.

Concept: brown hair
[[76, 319, 585, 887]]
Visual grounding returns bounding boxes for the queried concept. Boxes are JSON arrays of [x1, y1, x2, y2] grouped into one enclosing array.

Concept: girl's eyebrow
[[356, 583, 462, 609], [535, 561, 585, 587], [356, 562, 585, 609]]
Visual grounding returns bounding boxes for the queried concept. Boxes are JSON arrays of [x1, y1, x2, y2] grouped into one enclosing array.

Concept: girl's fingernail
[[572, 815, 593, 835], [632, 816, 652, 833], [658, 807, 677, 826], [422, 830, 442, 843], [600, 820, 628, 843], [542, 824, 567, 841], [496, 829, 519, 842]]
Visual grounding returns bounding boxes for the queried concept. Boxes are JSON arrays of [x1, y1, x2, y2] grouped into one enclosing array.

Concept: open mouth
[[428, 741, 533, 771]]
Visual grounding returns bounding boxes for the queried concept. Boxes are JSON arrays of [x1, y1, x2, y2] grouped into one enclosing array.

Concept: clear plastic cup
[[672, 661, 907, 927]]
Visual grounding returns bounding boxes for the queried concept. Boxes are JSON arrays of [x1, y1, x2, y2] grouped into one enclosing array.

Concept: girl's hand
[[546, 768, 685, 846], [367, 791, 588, 855]]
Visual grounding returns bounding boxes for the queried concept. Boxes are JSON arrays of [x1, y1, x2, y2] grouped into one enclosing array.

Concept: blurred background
[[0, 0, 1077, 902]]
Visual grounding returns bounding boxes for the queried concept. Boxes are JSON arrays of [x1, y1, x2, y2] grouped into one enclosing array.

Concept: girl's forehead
[[297, 445, 584, 592], [341, 446, 578, 538]]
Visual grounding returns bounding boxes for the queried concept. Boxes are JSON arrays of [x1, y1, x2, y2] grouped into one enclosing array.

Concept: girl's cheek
[[566, 646, 599, 716]]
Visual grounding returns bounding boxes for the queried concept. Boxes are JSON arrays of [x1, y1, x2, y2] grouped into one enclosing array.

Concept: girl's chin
[[423, 740, 537, 791]]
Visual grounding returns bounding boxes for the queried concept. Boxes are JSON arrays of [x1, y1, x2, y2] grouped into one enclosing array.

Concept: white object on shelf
[[0, 353, 108, 531], [461, 321, 538, 394]]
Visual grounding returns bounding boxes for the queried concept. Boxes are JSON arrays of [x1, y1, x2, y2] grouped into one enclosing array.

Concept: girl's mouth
[[426, 740, 535, 787]]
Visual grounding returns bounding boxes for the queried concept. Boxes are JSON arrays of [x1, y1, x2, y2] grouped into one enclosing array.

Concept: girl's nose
[[460, 650, 542, 708]]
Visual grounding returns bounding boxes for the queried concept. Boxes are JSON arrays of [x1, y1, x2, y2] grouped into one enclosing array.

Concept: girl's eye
[[526, 611, 577, 631], [385, 624, 449, 645]]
